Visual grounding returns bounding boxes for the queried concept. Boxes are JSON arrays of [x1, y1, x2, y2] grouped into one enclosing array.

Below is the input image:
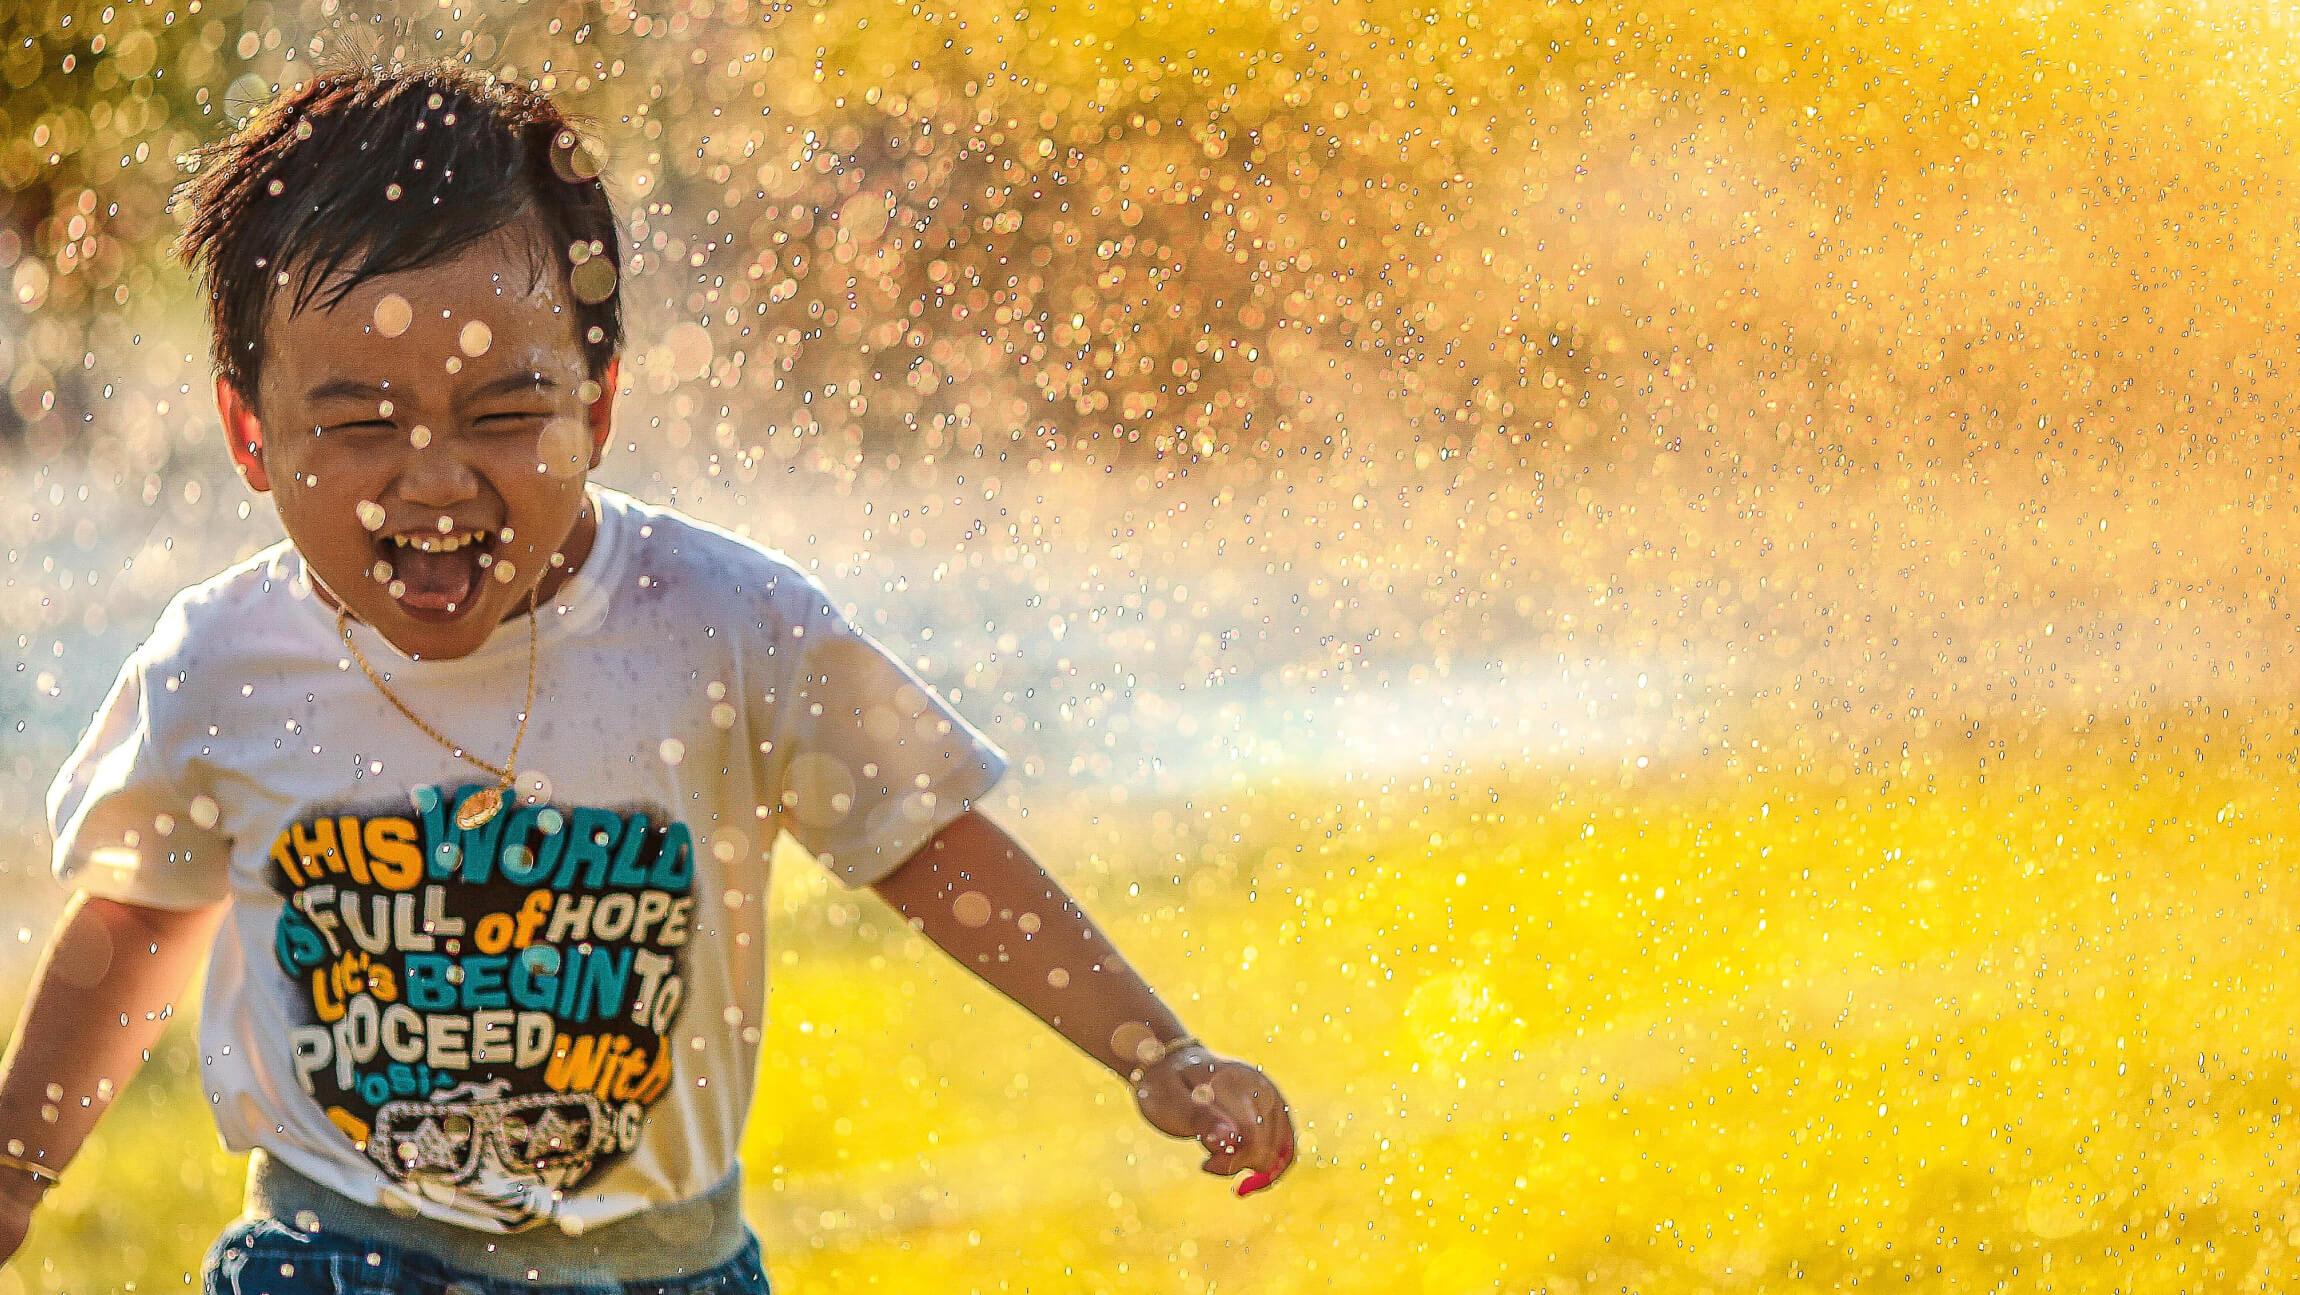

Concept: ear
[[585, 356, 621, 470], [215, 376, 273, 493]]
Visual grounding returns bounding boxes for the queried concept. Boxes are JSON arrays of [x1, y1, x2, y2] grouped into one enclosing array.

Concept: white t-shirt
[[46, 485, 1009, 1233]]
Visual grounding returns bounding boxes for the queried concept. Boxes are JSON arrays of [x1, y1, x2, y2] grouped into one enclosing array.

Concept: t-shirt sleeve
[[761, 569, 1010, 888], [45, 603, 234, 911]]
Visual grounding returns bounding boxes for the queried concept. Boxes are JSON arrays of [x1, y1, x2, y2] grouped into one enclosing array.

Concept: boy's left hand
[[1132, 1048, 1296, 1196]]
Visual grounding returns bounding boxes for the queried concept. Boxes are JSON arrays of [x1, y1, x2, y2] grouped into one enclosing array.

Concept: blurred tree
[[1, 0, 1592, 471]]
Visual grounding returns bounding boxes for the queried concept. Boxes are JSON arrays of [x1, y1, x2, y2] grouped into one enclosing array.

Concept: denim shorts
[[202, 1215, 773, 1295]]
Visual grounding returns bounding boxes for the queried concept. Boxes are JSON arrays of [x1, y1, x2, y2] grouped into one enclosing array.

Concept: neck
[[528, 493, 600, 613]]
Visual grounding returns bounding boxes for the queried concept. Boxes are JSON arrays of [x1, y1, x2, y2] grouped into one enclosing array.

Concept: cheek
[[276, 444, 400, 528], [536, 419, 591, 480], [273, 453, 341, 496], [490, 452, 585, 518], [287, 463, 385, 511]]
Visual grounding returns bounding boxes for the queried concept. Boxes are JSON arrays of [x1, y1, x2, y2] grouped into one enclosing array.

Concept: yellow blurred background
[[7, 0, 2300, 1289]]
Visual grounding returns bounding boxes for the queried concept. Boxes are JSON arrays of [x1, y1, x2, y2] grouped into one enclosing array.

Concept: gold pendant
[[456, 785, 506, 831]]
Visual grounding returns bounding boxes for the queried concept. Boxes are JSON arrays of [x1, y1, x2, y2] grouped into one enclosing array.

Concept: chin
[[333, 581, 504, 659]]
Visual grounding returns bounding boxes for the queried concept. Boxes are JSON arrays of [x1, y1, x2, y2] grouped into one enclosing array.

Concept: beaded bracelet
[[1127, 1033, 1210, 1084], [0, 1153, 59, 1188]]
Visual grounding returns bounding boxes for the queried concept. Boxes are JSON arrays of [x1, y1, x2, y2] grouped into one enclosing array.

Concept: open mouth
[[371, 527, 507, 618]]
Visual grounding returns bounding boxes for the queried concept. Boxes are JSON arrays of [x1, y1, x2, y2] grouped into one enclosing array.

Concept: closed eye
[[324, 420, 394, 434], [479, 411, 551, 427]]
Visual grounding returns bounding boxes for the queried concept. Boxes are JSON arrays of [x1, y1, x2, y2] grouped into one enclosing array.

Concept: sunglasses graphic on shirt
[[367, 1090, 617, 1184]]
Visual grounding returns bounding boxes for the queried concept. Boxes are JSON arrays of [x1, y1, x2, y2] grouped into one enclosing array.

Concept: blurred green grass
[[8, 708, 2300, 1291]]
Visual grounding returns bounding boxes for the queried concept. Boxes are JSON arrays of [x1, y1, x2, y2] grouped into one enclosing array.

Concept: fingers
[[1193, 1063, 1295, 1195], [1233, 1091, 1295, 1197], [1236, 1119, 1295, 1197], [1195, 1112, 1246, 1172], [1189, 1076, 1249, 1175], [1135, 1053, 1299, 1195]]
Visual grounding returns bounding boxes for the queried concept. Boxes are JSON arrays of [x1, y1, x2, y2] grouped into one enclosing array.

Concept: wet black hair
[[170, 58, 623, 408]]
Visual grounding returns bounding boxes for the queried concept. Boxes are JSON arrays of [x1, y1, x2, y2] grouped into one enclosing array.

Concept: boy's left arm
[[869, 808, 1296, 1195]]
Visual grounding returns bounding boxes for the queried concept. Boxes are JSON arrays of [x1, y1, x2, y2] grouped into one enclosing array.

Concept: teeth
[[388, 529, 488, 553]]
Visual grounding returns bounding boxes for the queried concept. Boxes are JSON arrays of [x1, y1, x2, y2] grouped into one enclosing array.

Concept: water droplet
[[537, 418, 588, 479], [570, 259, 618, 305], [458, 321, 493, 357], [1110, 1021, 1156, 1066], [373, 295, 412, 338]]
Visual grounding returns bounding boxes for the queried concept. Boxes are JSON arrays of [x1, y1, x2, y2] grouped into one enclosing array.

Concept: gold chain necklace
[[334, 583, 540, 831]]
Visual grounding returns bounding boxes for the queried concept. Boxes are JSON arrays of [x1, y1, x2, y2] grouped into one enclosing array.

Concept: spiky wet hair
[[170, 58, 623, 408]]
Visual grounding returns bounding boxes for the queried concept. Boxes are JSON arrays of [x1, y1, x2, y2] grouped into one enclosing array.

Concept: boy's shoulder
[[143, 537, 307, 660], [594, 486, 821, 601]]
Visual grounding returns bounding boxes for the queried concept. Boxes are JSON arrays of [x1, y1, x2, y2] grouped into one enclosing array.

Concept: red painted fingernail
[[1237, 1172, 1271, 1196]]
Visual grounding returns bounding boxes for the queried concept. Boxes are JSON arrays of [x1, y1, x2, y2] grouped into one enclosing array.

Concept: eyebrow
[[303, 372, 560, 403], [470, 372, 561, 400], [303, 377, 393, 403]]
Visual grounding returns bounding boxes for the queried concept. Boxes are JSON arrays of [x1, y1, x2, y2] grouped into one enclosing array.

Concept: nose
[[396, 427, 480, 508]]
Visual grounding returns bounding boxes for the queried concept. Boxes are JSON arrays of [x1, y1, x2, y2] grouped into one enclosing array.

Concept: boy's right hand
[[0, 1170, 45, 1268], [0, 891, 223, 1272]]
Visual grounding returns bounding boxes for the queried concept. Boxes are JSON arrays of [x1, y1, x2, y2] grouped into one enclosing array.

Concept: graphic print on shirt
[[266, 783, 695, 1228]]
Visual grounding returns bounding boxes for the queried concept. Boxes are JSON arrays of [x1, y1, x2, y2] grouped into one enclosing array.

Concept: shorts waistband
[[244, 1149, 749, 1284]]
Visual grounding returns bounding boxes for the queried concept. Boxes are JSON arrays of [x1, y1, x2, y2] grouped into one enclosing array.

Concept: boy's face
[[216, 222, 619, 661]]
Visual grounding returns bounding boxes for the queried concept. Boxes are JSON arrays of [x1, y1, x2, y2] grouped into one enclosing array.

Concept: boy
[[0, 59, 1292, 1289]]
